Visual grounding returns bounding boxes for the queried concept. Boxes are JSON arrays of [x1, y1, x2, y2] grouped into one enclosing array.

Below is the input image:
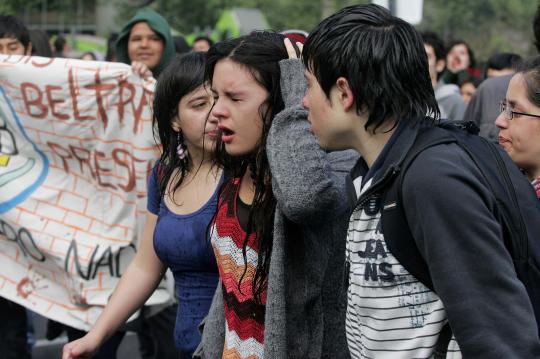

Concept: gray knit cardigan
[[194, 59, 357, 359]]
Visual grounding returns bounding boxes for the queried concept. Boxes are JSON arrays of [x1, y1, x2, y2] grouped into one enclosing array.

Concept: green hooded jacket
[[115, 7, 175, 77]]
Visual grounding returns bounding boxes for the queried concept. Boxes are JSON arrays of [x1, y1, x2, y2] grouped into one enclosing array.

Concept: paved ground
[[31, 313, 142, 359]]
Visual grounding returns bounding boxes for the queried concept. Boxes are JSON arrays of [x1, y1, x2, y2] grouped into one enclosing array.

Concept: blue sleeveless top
[[147, 163, 220, 357]]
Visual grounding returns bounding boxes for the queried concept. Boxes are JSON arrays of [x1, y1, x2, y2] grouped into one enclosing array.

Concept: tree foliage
[[113, 0, 370, 34], [113, 0, 537, 60], [0, 0, 89, 15], [419, 0, 538, 59], [2, 0, 537, 62]]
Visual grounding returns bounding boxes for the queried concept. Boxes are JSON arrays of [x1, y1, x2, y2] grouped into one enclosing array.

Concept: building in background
[[19, 1, 118, 36]]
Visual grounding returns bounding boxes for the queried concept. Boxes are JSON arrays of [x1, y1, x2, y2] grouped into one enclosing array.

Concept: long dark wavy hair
[[152, 51, 208, 196], [206, 31, 287, 304]]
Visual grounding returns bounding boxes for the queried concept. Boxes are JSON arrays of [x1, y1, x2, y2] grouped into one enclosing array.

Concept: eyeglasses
[[499, 100, 540, 120]]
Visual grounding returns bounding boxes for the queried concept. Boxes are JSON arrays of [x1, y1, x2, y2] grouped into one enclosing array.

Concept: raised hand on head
[[284, 37, 303, 60]]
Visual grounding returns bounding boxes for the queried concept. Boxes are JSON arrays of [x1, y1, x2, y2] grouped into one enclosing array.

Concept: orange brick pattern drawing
[[0, 55, 168, 330]]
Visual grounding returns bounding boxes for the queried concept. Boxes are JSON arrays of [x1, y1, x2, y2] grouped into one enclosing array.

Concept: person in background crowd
[[0, 16, 33, 359], [115, 7, 175, 78], [0, 15, 32, 56], [80, 51, 103, 61], [63, 51, 221, 359], [173, 35, 191, 54], [302, 4, 540, 358], [196, 32, 355, 359], [192, 35, 213, 52], [29, 29, 52, 57], [458, 75, 483, 104], [440, 39, 482, 85], [496, 56, 540, 199], [421, 31, 466, 121], [105, 33, 118, 62], [463, 4, 540, 140], [485, 52, 522, 78], [464, 72, 514, 140], [53, 35, 69, 58]]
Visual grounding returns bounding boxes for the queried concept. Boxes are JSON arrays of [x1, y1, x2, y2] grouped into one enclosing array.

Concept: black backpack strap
[[445, 129, 529, 261], [381, 126, 456, 354], [381, 121, 536, 352], [381, 166, 434, 290], [381, 126, 455, 291]]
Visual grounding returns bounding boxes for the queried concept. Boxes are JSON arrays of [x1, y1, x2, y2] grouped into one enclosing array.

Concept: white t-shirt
[[345, 176, 461, 359]]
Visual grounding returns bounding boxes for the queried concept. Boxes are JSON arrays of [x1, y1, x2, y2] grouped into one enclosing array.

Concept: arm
[[266, 58, 357, 224], [63, 212, 165, 359], [403, 144, 540, 358]]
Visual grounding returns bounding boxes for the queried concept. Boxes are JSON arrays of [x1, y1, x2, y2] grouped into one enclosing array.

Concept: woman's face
[[495, 73, 540, 177], [447, 43, 471, 71], [210, 59, 268, 156], [171, 85, 217, 156]]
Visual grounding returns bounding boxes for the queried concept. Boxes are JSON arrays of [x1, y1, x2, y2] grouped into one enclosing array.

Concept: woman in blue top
[[63, 52, 221, 359]]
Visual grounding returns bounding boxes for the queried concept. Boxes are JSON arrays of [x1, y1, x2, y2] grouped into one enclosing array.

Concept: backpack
[[380, 121, 540, 355]]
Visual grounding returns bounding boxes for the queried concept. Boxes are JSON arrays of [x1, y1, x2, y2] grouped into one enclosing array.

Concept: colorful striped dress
[[210, 178, 266, 359]]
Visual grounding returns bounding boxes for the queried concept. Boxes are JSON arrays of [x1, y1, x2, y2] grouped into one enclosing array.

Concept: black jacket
[[347, 120, 540, 358]]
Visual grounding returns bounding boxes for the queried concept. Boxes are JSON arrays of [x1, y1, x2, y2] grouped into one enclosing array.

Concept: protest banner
[[0, 55, 166, 330]]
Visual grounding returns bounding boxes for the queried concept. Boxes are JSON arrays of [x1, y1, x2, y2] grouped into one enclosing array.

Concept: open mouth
[[219, 126, 235, 143]]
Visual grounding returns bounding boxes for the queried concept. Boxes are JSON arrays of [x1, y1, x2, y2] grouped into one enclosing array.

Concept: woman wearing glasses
[[496, 57, 540, 199]]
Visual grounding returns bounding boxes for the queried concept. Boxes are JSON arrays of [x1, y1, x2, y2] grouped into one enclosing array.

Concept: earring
[[176, 131, 187, 160]]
